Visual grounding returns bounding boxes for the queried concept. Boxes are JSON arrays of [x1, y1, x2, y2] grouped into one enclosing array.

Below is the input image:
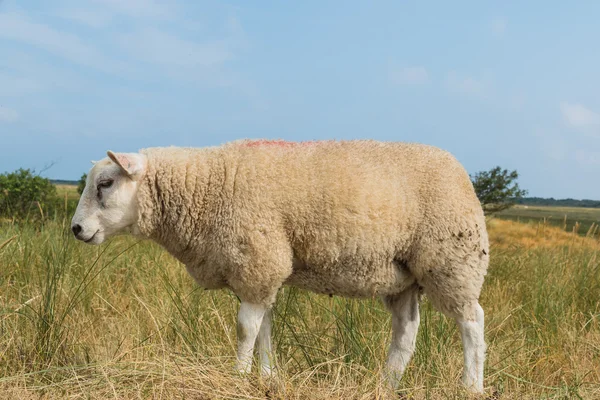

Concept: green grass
[[0, 216, 599, 399], [497, 205, 600, 236], [55, 184, 80, 201]]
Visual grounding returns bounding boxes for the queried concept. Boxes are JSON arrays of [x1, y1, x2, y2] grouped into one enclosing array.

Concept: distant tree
[[471, 166, 527, 215], [77, 173, 87, 195], [0, 168, 57, 219]]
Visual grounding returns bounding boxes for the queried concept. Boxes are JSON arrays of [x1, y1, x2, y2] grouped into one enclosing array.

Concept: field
[[497, 205, 600, 237], [55, 185, 80, 202], [0, 195, 599, 399]]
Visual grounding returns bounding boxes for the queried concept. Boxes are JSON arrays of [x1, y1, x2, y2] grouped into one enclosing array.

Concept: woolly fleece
[[134, 140, 489, 319]]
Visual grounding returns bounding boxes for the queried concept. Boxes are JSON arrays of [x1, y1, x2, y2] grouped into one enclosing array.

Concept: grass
[[55, 184, 80, 202], [497, 205, 600, 236], [0, 214, 599, 399]]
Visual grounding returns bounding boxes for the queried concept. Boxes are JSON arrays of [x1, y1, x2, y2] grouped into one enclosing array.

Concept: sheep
[[71, 139, 489, 393]]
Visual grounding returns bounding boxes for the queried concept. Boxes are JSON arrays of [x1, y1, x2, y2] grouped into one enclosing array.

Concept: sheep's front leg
[[236, 302, 268, 374], [257, 308, 276, 376]]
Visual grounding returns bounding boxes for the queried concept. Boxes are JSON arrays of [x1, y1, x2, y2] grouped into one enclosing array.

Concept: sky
[[1, 1, 599, 199]]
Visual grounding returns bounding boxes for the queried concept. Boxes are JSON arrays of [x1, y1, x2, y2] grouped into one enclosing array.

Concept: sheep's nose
[[72, 224, 82, 237]]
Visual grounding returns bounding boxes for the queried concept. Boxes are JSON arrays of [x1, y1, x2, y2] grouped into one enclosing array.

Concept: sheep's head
[[71, 151, 147, 245]]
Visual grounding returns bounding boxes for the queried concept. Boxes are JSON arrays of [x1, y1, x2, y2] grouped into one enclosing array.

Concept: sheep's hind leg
[[456, 302, 485, 393], [236, 302, 268, 374], [257, 308, 276, 376], [382, 284, 421, 389], [423, 284, 486, 392], [417, 266, 486, 392]]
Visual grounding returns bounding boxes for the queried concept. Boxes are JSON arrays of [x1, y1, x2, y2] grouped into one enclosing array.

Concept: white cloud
[[446, 72, 486, 96], [0, 8, 246, 91], [0, 49, 97, 95], [92, 0, 175, 19], [491, 18, 506, 37], [0, 107, 19, 123], [57, 0, 175, 28], [119, 28, 233, 68], [58, 9, 112, 28], [390, 66, 429, 85], [0, 12, 131, 75], [560, 102, 600, 129]]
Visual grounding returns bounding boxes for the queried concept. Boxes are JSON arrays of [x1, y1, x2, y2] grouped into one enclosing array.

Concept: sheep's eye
[[97, 180, 114, 191], [96, 180, 113, 201]]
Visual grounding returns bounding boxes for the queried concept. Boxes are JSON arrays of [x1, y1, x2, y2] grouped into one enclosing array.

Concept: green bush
[[77, 173, 87, 195], [0, 168, 57, 220]]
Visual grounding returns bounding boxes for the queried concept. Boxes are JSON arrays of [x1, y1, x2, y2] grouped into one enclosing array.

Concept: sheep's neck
[[135, 156, 224, 262]]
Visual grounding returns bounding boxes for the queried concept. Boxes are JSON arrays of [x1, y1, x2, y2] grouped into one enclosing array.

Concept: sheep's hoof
[[260, 366, 277, 378], [235, 363, 252, 375], [462, 376, 484, 395]]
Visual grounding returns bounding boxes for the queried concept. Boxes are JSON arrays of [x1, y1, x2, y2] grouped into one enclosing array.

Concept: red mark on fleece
[[243, 140, 322, 148]]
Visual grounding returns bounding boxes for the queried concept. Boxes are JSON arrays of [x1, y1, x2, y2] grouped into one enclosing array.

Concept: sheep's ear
[[107, 151, 147, 179], [90, 160, 97, 165]]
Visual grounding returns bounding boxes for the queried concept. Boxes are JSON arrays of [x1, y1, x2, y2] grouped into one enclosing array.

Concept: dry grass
[[488, 218, 600, 249], [55, 184, 77, 193], [55, 184, 80, 201], [497, 204, 600, 237], [0, 217, 599, 399]]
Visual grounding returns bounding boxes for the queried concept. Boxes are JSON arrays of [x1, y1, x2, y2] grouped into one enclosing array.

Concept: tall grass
[[497, 205, 600, 236], [0, 217, 599, 399]]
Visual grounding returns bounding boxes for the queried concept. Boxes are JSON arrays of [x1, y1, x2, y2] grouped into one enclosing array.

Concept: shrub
[[77, 173, 87, 195], [0, 168, 57, 220]]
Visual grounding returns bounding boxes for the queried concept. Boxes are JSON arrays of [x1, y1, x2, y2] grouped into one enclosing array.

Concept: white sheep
[[71, 139, 489, 393]]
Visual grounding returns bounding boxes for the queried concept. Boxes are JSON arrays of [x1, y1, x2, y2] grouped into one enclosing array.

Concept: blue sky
[[1, 1, 599, 199]]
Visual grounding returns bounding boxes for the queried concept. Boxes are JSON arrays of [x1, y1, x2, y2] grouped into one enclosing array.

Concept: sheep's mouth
[[84, 230, 99, 243]]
